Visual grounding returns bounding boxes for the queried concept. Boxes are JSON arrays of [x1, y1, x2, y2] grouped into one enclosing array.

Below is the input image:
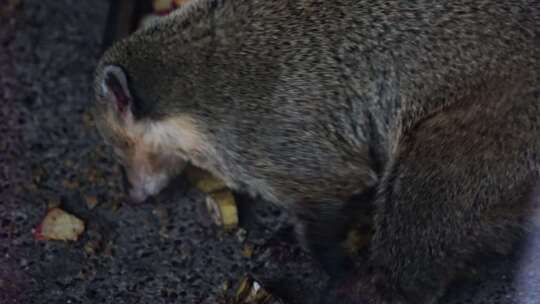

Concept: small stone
[[235, 228, 248, 243], [84, 195, 99, 210], [152, 0, 174, 13], [32, 167, 47, 184], [153, 207, 169, 223], [19, 259, 28, 267], [242, 244, 254, 259], [62, 179, 79, 190], [109, 200, 121, 212], [159, 227, 170, 239], [177, 243, 193, 260], [221, 279, 230, 292], [84, 239, 101, 255]]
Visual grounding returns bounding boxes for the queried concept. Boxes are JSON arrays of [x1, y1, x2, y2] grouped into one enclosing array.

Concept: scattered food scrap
[[33, 208, 85, 241], [140, 0, 193, 28], [235, 228, 248, 243], [242, 244, 254, 259], [221, 279, 231, 292], [139, 13, 162, 29], [152, 0, 175, 14], [152, 0, 190, 15], [84, 195, 99, 210], [233, 275, 284, 304], [173, 0, 190, 7], [183, 165, 239, 231], [185, 165, 228, 193], [206, 190, 239, 231], [343, 229, 372, 256]]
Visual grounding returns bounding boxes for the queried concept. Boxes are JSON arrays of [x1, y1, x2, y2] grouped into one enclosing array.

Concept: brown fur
[[92, 0, 540, 302]]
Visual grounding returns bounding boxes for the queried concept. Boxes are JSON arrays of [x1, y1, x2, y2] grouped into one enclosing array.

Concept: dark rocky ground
[[1, 1, 539, 304]]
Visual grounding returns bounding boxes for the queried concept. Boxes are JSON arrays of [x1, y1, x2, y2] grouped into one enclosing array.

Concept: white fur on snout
[[129, 171, 170, 203], [121, 115, 205, 203], [129, 188, 148, 203], [142, 172, 169, 196]]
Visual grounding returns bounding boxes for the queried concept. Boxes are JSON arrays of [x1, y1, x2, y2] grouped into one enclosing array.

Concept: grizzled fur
[[93, 0, 540, 303]]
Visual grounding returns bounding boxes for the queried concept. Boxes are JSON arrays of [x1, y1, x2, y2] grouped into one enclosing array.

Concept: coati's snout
[[94, 64, 190, 203], [117, 147, 185, 203]]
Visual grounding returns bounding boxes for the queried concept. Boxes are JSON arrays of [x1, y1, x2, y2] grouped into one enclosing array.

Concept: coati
[[93, 0, 540, 303]]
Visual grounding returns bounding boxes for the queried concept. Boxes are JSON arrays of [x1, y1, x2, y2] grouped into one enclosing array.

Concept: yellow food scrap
[[153, 0, 174, 12], [173, 0, 191, 7], [206, 190, 238, 231], [221, 279, 230, 292], [234, 275, 278, 304], [34, 208, 85, 242], [242, 244, 254, 258], [185, 165, 227, 193]]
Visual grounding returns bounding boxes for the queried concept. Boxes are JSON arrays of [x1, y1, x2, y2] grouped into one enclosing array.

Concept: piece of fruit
[[139, 13, 163, 29], [206, 190, 238, 231], [185, 165, 228, 193], [33, 208, 85, 241], [173, 0, 190, 7], [153, 0, 174, 14], [234, 275, 283, 304]]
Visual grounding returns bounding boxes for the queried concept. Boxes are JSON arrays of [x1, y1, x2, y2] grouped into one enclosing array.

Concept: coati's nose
[[120, 167, 149, 204]]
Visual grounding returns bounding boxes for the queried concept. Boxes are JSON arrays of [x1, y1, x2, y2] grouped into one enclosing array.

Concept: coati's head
[[91, 0, 244, 203], [92, 0, 377, 205], [93, 64, 205, 203]]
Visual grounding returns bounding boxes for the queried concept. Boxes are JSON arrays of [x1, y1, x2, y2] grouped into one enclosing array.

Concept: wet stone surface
[[1, 1, 539, 304]]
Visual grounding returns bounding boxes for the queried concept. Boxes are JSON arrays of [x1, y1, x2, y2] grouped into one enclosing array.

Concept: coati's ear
[[100, 65, 133, 117]]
